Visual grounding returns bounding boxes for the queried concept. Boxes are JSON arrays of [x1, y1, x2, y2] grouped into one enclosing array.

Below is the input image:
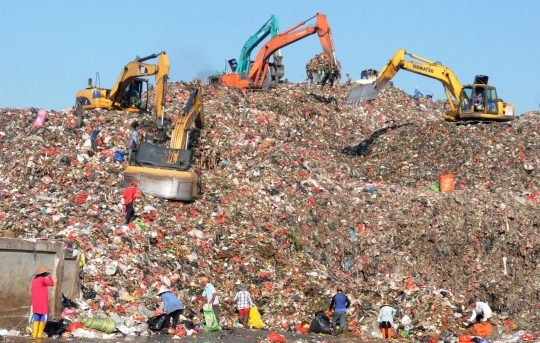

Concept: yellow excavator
[[123, 87, 204, 201], [75, 52, 169, 127], [347, 49, 514, 121]]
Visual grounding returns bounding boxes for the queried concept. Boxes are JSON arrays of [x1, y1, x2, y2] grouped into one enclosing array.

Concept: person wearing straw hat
[[31, 265, 54, 339], [157, 286, 184, 335], [379, 300, 397, 339], [232, 283, 254, 328]]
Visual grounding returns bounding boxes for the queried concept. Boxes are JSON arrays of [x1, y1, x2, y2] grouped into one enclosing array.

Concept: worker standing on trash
[[123, 180, 138, 225], [467, 299, 492, 326], [90, 128, 102, 152], [328, 286, 350, 335], [379, 301, 397, 339], [346, 73, 352, 86], [231, 283, 254, 328], [31, 265, 55, 339], [194, 274, 220, 327], [157, 286, 184, 335], [413, 87, 423, 108], [126, 131, 138, 163]]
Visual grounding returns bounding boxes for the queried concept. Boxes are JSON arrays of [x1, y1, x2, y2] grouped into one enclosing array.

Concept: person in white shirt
[[467, 299, 492, 326]]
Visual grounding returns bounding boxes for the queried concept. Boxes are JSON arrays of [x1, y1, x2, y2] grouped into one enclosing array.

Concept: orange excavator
[[208, 13, 336, 90]]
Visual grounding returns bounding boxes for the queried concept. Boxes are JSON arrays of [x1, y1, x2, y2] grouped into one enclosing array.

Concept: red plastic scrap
[[268, 332, 286, 343], [232, 256, 243, 264], [75, 191, 88, 204]]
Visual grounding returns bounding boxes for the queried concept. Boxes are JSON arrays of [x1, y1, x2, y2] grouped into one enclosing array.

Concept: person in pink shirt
[[31, 265, 54, 339]]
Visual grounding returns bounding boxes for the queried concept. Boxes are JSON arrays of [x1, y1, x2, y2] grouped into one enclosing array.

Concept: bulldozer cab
[[228, 59, 238, 73], [361, 69, 378, 80], [123, 78, 149, 111], [460, 85, 499, 115]]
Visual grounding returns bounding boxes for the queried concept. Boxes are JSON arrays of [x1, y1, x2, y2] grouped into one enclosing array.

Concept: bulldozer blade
[[124, 166, 202, 201], [346, 84, 379, 106]]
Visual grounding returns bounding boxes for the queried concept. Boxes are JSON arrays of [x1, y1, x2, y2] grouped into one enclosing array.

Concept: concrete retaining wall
[[0, 238, 67, 329], [62, 253, 81, 300]]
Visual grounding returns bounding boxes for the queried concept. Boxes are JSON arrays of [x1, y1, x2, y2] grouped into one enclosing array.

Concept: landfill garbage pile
[[0, 81, 539, 340], [305, 52, 341, 84]]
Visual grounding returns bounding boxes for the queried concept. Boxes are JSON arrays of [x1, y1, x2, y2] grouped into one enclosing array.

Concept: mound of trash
[[0, 81, 539, 339]]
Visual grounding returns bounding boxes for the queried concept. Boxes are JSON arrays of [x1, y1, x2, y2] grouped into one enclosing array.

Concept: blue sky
[[1, 1, 538, 114]]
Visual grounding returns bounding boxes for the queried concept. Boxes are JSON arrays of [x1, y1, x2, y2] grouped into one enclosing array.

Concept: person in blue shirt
[[328, 287, 351, 335], [379, 302, 397, 339], [157, 286, 184, 335], [90, 129, 102, 152], [413, 87, 423, 107]]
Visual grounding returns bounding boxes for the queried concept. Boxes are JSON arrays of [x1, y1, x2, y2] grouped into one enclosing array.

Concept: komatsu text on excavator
[[347, 49, 514, 122], [209, 13, 337, 90], [123, 87, 204, 201], [75, 52, 169, 127]]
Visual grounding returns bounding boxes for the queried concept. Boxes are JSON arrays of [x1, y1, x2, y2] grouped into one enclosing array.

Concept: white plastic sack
[[401, 314, 412, 326], [83, 264, 98, 276], [188, 229, 204, 239], [105, 261, 118, 275]]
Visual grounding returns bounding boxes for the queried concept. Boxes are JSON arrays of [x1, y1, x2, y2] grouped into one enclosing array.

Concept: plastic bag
[[113, 151, 125, 162], [268, 332, 286, 343], [44, 319, 71, 337], [247, 306, 265, 329], [203, 305, 219, 332], [308, 311, 332, 334], [474, 322, 493, 337], [147, 314, 167, 331], [459, 335, 473, 342], [33, 109, 48, 127], [440, 174, 454, 192], [78, 316, 117, 334]]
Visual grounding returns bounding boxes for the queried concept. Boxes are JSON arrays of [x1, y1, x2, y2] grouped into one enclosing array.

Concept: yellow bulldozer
[[347, 49, 514, 121], [123, 87, 204, 201], [74, 52, 169, 127]]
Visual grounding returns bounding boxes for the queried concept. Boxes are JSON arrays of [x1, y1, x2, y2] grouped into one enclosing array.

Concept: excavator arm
[[236, 15, 280, 75], [108, 52, 170, 118], [347, 49, 513, 121], [248, 13, 336, 87], [373, 49, 462, 113], [124, 87, 204, 201], [212, 13, 336, 89], [170, 87, 204, 150]]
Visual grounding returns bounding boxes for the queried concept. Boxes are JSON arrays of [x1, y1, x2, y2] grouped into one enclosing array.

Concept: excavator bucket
[[347, 84, 379, 106]]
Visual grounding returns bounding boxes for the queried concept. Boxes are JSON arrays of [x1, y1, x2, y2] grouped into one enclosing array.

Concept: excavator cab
[[461, 85, 499, 115], [459, 83, 513, 120], [122, 78, 149, 111], [361, 69, 378, 80], [228, 59, 238, 73]]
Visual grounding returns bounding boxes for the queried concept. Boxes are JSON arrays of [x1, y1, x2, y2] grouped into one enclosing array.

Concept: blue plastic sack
[[113, 151, 125, 162]]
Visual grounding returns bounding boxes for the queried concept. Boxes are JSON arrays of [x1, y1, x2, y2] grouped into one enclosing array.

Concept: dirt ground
[[7, 329, 369, 342]]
